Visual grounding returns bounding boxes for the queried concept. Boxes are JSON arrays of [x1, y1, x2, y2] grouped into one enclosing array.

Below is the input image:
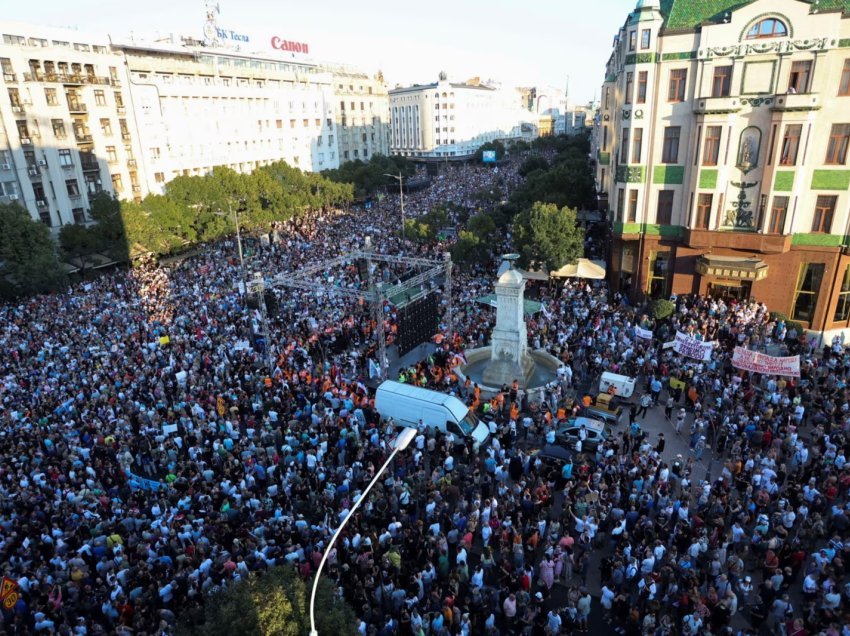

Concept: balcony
[[771, 92, 821, 112], [3, 72, 15, 82], [67, 101, 88, 114], [683, 228, 791, 254], [121, 132, 131, 141], [694, 96, 743, 115], [116, 106, 126, 114], [10, 104, 25, 114], [20, 137, 32, 145], [80, 161, 99, 172], [127, 159, 137, 167], [74, 133, 93, 144], [132, 185, 142, 193]]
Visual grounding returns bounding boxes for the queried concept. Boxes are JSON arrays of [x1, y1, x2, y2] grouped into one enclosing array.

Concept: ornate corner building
[[593, 0, 850, 339]]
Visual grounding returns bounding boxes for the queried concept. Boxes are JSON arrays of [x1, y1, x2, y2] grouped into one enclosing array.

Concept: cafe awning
[[695, 255, 768, 281], [550, 258, 607, 279]]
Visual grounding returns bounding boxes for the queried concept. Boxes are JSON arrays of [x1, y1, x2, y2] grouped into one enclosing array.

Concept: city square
[[1, 1, 850, 635]]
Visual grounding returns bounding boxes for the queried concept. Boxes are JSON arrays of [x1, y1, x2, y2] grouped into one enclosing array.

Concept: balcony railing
[[132, 185, 141, 193], [3, 72, 15, 82], [10, 104, 25, 114], [67, 102, 88, 114], [74, 133, 93, 143], [694, 96, 743, 115], [771, 92, 821, 112], [121, 132, 131, 141], [127, 159, 137, 167], [20, 136, 32, 145], [23, 72, 112, 85], [116, 106, 126, 114], [80, 161, 99, 172]]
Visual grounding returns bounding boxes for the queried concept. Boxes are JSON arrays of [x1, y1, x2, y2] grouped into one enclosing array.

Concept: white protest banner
[[732, 347, 800, 377], [635, 327, 653, 340], [662, 340, 676, 350], [673, 331, 713, 361]]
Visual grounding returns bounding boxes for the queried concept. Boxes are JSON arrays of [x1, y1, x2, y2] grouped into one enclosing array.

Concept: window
[[637, 71, 647, 104], [840, 60, 850, 96], [628, 31, 637, 52], [788, 60, 812, 93], [745, 18, 788, 39], [792, 263, 824, 322], [65, 178, 80, 196], [625, 72, 633, 105], [656, 190, 674, 224], [662, 126, 681, 164], [111, 173, 123, 193], [628, 190, 638, 222], [72, 207, 85, 224], [58, 148, 72, 166], [44, 88, 58, 106], [616, 187, 625, 221], [834, 265, 850, 322], [51, 119, 67, 139], [632, 128, 643, 163], [812, 195, 837, 233], [695, 193, 712, 229], [641, 29, 651, 50], [647, 252, 671, 298], [768, 196, 788, 234], [100, 118, 112, 136], [604, 87, 610, 109], [703, 126, 721, 166], [114, 91, 124, 108], [94, 90, 106, 106], [668, 69, 687, 102], [620, 128, 630, 163], [106, 146, 118, 163], [826, 124, 850, 164], [712, 66, 732, 97], [779, 124, 802, 165]]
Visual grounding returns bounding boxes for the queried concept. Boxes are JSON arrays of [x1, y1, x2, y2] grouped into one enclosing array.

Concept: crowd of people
[[0, 152, 848, 636]]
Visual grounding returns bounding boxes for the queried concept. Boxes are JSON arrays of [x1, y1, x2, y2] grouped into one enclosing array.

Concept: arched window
[[745, 18, 787, 39]]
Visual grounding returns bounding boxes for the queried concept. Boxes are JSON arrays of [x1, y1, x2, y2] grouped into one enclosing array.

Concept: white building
[[114, 37, 339, 195], [0, 20, 390, 226], [389, 74, 537, 159], [0, 22, 143, 228]]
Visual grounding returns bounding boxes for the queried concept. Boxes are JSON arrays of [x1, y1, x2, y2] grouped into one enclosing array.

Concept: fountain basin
[[457, 347, 563, 403]]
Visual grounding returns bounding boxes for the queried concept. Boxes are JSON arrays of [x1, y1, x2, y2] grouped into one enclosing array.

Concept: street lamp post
[[215, 201, 246, 294], [308, 427, 417, 636], [383, 172, 405, 241]]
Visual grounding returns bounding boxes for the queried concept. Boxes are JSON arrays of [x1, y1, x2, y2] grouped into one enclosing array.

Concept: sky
[[3, 0, 631, 102]]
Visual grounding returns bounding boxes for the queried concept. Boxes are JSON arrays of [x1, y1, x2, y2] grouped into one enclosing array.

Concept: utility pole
[[365, 238, 387, 380], [250, 272, 274, 372]]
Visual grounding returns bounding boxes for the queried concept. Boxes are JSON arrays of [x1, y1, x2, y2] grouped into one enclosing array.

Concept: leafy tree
[[518, 156, 549, 178], [0, 202, 66, 298], [649, 299, 675, 320], [402, 219, 436, 243], [59, 223, 101, 276], [321, 154, 413, 198], [510, 139, 531, 154], [180, 566, 356, 636], [512, 202, 584, 272], [466, 213, 496, 241], [450, 230, 489, 265]]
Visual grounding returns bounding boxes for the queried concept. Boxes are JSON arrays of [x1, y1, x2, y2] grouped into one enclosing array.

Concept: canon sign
[[271, 36, 309, 54]]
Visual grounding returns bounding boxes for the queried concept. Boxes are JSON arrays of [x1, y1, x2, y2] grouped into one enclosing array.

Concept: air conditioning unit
[[36, 200, 47, 207], [38, 159, 47, 166], [0, 163, 10, 170], [7, 194, 19, 200]]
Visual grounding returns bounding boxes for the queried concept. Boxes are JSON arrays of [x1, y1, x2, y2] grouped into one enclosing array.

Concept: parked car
[[555, 417, 609, 452], [579, 404, 624, 427]]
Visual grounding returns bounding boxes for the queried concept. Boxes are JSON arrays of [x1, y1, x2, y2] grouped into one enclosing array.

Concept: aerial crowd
[[0, 156, 848, 636]]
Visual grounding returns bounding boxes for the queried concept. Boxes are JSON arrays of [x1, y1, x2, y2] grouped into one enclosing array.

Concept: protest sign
[[673, 331, 713, 361], [732, 347, 800, 377], [635, 327, 653, 340]]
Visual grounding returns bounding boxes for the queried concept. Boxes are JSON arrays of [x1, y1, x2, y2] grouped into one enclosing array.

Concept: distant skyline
[[1, 0, 633, 103]]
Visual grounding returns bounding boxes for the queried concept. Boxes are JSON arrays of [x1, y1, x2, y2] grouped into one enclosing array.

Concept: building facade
[[326, 66, 390, 162], [0, 21, 389, 226], [594, 0, 850, 338], [389, 74, 537, 159], [0, 23, 143, 228], [114, 37, 340, 195]]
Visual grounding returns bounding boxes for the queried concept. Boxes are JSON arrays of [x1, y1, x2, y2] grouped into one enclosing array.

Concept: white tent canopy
[[550, 258, 607, 279]]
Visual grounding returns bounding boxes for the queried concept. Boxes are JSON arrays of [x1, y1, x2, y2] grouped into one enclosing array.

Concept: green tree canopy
[[474, 140, 506, 162], [321, 154, 414, 198], [518, 155, 549, 177], [0, 202, 66, 298], [179, 566, 355, 636], [512, 202, 584, 272]]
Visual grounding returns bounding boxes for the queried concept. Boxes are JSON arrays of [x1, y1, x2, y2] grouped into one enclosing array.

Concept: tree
[[450, 230, 489, 265], [512, 202, 584, 272], [649, 299, 675, 320], [180, 566, 356, 636], [518, 156, 549, 178], [59, 223, 101, 277], [0, 202, 66, 298]]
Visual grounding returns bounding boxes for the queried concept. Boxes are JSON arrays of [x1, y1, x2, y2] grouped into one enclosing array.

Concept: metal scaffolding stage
[[267, 244, 453, 380]]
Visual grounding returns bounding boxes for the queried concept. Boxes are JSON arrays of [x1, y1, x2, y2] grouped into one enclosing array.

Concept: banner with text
[[635, 327, 653, 340], [732, 347, 800, 377], [673, 331, 714, 361]]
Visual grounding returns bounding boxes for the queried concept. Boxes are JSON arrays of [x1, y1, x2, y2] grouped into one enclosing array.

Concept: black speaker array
[[397, 293, 438, 356], [263, 290, 279, 315]]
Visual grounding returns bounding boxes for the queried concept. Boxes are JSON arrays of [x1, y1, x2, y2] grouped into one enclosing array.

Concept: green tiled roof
[[659, 0, 850, 31]]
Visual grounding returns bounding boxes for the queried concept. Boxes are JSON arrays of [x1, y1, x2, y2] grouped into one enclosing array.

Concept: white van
[[375, 380, 490, 446], [599, 372, 636, 398]]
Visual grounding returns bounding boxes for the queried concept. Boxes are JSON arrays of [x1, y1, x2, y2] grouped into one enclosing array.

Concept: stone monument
[[481, 254, 535, 388]]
